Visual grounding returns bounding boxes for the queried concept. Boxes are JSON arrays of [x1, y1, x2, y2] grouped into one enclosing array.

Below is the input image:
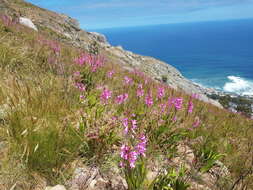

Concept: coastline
[[192, 81, 253, 118]]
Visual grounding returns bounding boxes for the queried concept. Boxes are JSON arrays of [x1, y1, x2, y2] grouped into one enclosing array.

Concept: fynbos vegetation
[[0, 11, 253, 190]]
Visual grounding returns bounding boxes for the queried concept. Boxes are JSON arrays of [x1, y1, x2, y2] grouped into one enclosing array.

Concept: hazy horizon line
[[86, 17, 253, 31]]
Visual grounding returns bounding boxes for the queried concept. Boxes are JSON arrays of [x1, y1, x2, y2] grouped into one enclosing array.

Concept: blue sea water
[[96, 19, 253, 96]]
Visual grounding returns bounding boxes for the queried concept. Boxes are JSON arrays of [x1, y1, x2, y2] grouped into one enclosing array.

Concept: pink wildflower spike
[[90, 55, 105, 72], [50, 42, 61, 54], [75, 54, 86, 65], [131, 120, 137, 132], [145, 91, 153, 107], [122, 118, 129, 134], [73, 71, 81, 77], [100, 88, 112, 104], [188, 100, 194, 113], [167, 97, 173, 108], [124, 76, 133, 85], [119, 161, 126, 168], [107, 70, 115, 78], [75, 83, 86, 92], [115, 93, 129, 104], [120, 144, 130, 160], [137, 84, 144, 98], [80, 95, 85, 100], [193, 117, 201, 128], [157, 86, 165, 99], [128, 151, 138, 168], [172, 116, 177, 122], [112, 116, 118, 121], [173, 97, 183, 110], [135, 134, 147, 157], [1, 15, 12, 26]]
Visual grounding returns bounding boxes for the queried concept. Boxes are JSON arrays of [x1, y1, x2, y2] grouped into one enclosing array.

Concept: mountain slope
[[0, 1, 252, 190], [0, 0, 221, 108]]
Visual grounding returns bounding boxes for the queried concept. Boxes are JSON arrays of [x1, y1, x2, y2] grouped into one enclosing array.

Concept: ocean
[[96, 19, 253, 96]]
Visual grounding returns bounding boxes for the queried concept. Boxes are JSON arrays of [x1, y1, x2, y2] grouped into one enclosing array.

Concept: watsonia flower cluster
[[71, 52, 203, 171], [120, 116, 147, 169], [115, 93, 129, 105], [75, 53, 105, 72]]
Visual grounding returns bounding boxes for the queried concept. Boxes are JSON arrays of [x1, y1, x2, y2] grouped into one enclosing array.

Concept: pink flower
[[107, 70, 115, 78], [120, 145, 138, 169], [90, 55, 105, 72], [167, 97, 174, 108], [50, 42, 61, 54], [120, 144, 130, 160], [157, 86, 165, 99], [80, 95, 85, 99], [172, 116, 177, 122], [75, 82, 86, 92], [75, 54, 87, 65], [137, 84, 144, 98], [188, 100, 194, 113], [100, 88, 112, 103], [1, 15, 12, 26], [145, 91, 153, 107], [122, 118, 137, 134], [122, 118, 129, 134], [73, 71, 81, 77], [75, 54, 105, 71], [119, 161, 126, 168], [128, 151, 138, 168], [173, 98, 183, 110], [131, 120, 137, 132], [135, 134, 147, 157], [124, 76, 133, 85], [115, 93, 128, 104], [193, 117, 201, 128]]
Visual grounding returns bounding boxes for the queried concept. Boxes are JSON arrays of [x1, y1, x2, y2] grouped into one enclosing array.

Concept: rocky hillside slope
[[0, 1, 253, 190], [0, 0, 221, 108]]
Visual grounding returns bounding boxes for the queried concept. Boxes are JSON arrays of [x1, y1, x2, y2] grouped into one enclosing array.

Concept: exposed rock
[[169, 143, 231, 190], [68, 165, 127, 190], [88, 32, 108, 44], [19, 17, 38, 31], [60, 14, 80, 29], [45, 185, 66, 190], [171, 143, 195, 170]]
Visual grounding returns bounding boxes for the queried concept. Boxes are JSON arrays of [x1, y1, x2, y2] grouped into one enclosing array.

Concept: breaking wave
[[223, 76, 253, 96]]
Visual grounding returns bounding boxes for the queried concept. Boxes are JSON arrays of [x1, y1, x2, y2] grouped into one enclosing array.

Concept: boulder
[[88, 32, 108, 44], [45, 185, 66, 190], [19, 17, 38, 31]]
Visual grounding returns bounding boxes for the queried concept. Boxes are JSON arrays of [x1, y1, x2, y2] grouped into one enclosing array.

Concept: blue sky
[[26, 0, 253, 30]]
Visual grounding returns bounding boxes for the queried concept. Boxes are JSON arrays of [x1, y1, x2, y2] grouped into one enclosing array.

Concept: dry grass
[[0, 17, 252, 189]]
